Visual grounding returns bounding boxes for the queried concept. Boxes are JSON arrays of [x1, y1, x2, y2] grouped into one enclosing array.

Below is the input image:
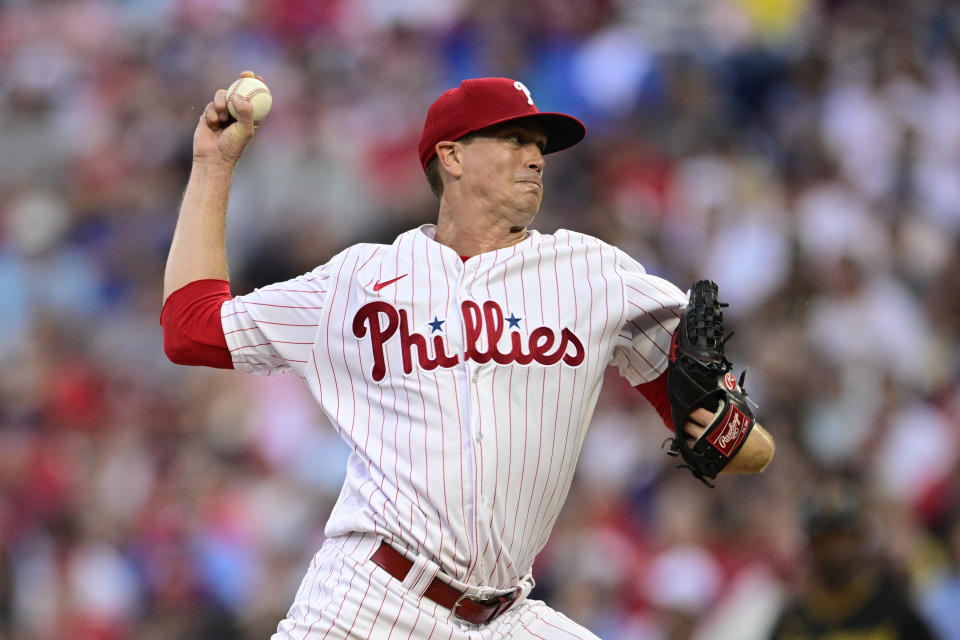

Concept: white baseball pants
[[272, 533, 601, 640]]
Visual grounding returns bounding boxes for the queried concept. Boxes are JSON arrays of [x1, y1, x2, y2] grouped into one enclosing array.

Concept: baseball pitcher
[[162, 75, 775, 639]]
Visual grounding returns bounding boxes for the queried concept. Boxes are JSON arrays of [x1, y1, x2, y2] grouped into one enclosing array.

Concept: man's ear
[[435, 141, 463, 179]]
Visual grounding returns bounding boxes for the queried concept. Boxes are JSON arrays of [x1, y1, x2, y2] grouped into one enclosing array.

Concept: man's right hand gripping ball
[[194, 70, 263, 167], [666, 280, 756, 486]]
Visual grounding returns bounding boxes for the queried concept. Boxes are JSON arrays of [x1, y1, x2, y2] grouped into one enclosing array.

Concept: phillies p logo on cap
[[513, 81, 534, 105]]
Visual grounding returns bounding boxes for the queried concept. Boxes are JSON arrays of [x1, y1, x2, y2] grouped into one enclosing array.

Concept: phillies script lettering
[[352, 300, 586, 381]]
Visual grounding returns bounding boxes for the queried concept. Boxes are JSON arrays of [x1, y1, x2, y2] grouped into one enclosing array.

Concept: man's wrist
[[191, 155, 238, 176]]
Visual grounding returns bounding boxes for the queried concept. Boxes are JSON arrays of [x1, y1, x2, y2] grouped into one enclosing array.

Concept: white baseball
[[226, 76, 272, 124]]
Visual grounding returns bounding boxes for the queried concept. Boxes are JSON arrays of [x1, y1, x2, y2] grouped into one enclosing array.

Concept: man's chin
[[516, 205, 540, 227], [517, 195, 542, 216]]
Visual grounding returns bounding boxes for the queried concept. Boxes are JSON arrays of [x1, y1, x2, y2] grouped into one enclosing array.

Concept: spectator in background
[[767, 479, 934, 640], [922, 507, 960, 640]]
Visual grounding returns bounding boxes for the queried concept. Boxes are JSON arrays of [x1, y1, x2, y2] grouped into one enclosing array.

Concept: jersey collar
[[416, 224, 541, 264]]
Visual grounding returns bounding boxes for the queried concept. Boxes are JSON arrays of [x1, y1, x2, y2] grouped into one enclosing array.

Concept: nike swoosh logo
[[373, 274, 408, 291]]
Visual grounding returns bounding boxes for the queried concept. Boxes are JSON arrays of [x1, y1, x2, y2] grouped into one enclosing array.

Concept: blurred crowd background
[[2, 0, 960, 638]]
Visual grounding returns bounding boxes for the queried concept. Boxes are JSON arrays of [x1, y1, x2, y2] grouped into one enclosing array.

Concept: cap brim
[[474, 112, 586, 155]]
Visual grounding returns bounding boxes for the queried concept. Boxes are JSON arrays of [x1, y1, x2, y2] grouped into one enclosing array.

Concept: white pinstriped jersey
[[221, 225, 686, 591]]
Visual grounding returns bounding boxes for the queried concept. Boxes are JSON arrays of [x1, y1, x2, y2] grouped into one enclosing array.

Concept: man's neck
[[434, 200, 534, 257]]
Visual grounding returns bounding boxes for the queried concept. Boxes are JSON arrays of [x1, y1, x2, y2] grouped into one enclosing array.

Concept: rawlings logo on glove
[[665, 280, 756, 486], [707, 404, 750, 455]]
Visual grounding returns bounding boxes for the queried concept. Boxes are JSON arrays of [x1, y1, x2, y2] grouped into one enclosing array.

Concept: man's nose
[[527, 147, 545, 172]]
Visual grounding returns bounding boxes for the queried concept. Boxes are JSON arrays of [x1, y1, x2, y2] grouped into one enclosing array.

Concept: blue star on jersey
[[428, 316, 445, 333], [506, 313, 522, 329]]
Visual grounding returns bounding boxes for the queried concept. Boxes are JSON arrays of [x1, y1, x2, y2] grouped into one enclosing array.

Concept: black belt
[[370, 541, 520, 625]]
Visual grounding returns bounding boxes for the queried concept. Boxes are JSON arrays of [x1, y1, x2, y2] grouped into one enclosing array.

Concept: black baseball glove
[[665, 280, 755, 487]]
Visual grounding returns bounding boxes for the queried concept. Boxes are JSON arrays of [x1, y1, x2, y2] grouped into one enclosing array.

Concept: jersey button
[[475, 433, 483, 443]]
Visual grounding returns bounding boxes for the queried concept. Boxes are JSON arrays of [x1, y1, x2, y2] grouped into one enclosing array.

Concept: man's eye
[[506, 135, 521, 144]]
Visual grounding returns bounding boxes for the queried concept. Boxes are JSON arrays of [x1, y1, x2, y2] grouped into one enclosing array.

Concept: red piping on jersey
[[160, 279, 234, 369], [635, 372, 672, 431]]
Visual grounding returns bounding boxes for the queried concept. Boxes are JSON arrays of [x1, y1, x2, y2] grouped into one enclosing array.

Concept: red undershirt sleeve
[[160, 279, 234, 369], [636, 371, 673, 431]]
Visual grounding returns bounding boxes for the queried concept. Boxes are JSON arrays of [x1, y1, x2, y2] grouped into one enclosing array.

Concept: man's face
[[455, 120, 549, 221], [810, 523, 866, 587]]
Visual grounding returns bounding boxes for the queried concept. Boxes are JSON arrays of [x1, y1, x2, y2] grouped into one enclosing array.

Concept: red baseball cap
[[418, 77, 586, 170]]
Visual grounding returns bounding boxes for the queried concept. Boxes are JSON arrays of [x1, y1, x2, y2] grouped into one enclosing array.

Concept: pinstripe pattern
[[223, 226, 685, 637]]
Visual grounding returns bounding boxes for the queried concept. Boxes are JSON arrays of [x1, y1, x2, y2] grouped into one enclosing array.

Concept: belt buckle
[[451, 587, 520, 625], [450, 592, 479, 621]]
